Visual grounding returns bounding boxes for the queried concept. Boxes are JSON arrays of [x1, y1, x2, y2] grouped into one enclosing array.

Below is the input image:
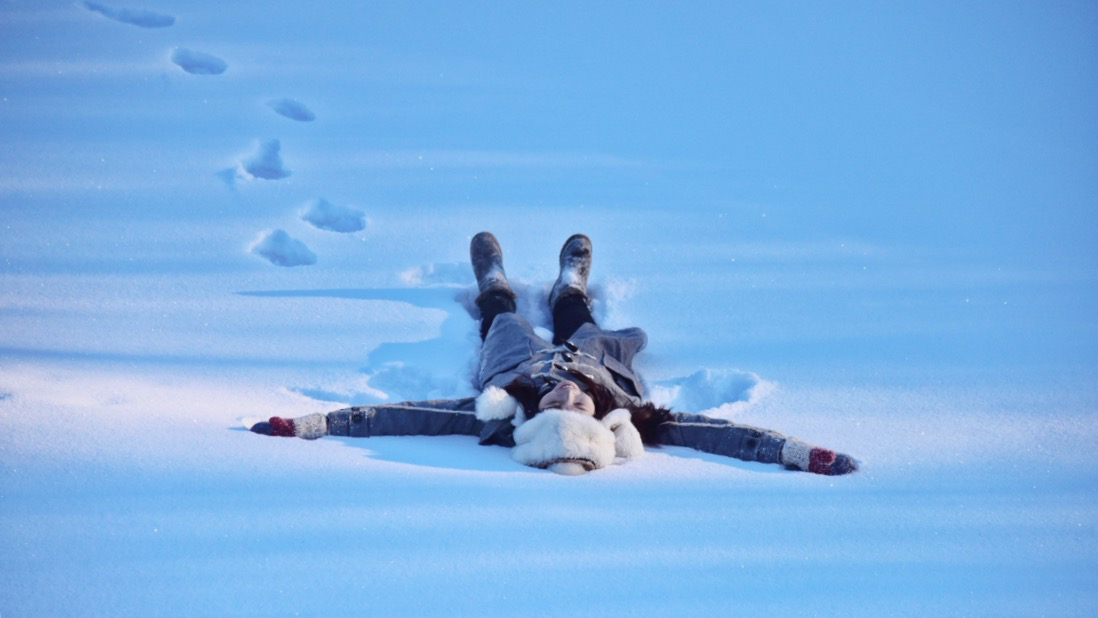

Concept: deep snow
[[2, 1, 1097, 616]]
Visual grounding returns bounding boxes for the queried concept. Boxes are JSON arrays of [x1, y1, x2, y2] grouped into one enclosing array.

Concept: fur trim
[[293, 413, 328, 440], [546, 461, 590, 476], [601, 408, 645, 459], [511, 408, 616, 474], [475, 385, 520, 422], [780, 437, 811, 470]]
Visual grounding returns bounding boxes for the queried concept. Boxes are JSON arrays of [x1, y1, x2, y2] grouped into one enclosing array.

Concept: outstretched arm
[[249, 397, 483, 440], [656, 413, 858, 476]]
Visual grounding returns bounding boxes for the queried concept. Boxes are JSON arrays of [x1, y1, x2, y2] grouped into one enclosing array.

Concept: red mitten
[[249, 413, 327, 439]]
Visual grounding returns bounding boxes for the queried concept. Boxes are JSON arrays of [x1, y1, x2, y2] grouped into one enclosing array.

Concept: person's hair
[[625, 400, 675, 445], [503, 373, 673, 445]]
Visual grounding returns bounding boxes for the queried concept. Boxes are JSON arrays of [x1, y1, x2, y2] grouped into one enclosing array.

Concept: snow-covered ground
[[2, 2, 1097, 616]]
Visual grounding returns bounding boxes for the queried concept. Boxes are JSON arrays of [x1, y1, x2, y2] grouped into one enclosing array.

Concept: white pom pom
[[475, 385, 520, 421], [601, 408, 645, 459]]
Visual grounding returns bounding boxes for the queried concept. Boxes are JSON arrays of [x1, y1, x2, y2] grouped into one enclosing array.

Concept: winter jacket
[[277, 397, 854, 474], [255, 313, 858, 475], [478, 312, 647, 409], [319, 397, 782, 461]]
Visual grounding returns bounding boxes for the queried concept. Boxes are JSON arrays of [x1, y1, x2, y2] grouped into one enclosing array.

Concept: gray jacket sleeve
[[326, 397, 480, 437], [656, 412, 786, 465], [324, 397, 516, 447], [655, 412, 859, 475]]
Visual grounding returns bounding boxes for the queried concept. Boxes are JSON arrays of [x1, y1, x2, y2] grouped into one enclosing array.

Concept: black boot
[[470, 232, 516, 339]]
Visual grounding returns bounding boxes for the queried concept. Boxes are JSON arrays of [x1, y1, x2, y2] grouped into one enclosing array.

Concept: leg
[[477, 289, 516, 340], [470, 232, 516, 340], [549, 234, 595, 343], [552, 293, 595, 344]]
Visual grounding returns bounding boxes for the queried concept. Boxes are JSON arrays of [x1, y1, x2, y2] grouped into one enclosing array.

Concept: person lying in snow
[[250, 232, 858, 476]]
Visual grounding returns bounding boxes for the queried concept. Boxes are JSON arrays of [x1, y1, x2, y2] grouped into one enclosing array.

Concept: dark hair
[[503, 374, 673, 445], [624, 401, 675, 445]]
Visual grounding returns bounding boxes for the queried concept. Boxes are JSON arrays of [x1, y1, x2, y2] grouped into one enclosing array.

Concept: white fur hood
[[475, 385, 644, 475]]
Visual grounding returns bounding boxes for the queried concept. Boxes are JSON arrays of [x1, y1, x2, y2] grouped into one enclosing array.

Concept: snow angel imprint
[[249, 232, 858, 476]]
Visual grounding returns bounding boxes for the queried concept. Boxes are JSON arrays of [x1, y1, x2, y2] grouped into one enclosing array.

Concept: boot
[[470, 232, 516, 339], [470, 231, 515, 299], [548, 233, 592, 311]]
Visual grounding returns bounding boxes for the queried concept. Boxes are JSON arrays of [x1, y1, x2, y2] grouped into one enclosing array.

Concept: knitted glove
[[780, 438, 858, 476], [250, 413, 328, 440]]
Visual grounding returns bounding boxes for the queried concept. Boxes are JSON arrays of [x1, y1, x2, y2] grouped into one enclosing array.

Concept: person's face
[[537, 380, 596, 416]]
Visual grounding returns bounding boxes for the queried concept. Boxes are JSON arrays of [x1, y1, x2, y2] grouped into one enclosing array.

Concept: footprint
[[268, 98, 316, 122], [248, 229, 316, 267], [84, 1, 175, 28], [242, 139, 291, 180], [300, 198, 366, 233], [171, 48, 228, 75]]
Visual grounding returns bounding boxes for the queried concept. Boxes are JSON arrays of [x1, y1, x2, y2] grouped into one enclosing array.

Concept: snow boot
[[470, 232, 514, 297], [471, 231, 516, 338], [548, 233, 592, 311]]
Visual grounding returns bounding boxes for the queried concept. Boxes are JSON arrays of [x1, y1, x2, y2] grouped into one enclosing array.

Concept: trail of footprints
[[85, 1, 364, 267], [85, 4, 767, 414]]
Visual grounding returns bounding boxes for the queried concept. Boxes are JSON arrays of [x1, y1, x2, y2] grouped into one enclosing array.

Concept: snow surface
[[2, 1, 1097, 616]]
